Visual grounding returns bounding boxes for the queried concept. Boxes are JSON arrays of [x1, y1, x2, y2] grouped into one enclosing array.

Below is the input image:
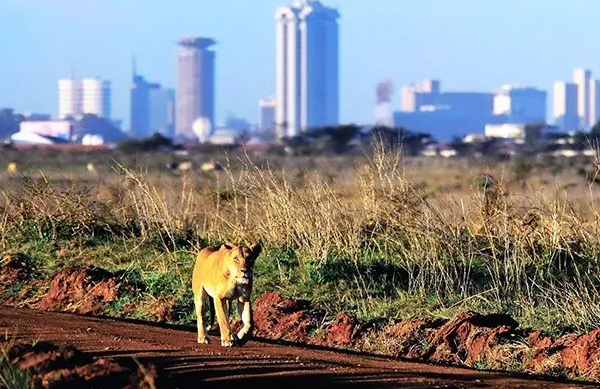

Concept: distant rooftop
[[177, 37, 216, 49]]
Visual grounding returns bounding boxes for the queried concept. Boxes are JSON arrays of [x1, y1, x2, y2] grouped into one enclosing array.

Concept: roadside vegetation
[[2, 137, 600, 380]]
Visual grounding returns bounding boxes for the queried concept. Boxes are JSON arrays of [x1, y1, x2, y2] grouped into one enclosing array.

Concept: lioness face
[[229, 244, 262, 285]]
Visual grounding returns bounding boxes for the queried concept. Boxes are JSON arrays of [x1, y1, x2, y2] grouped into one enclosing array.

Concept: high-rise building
[[590, 79, 600, 128], [82, 78, 111, 118], [553, 81, 580, 131], [149, 86, 176, 139], [259, 97, 277, 137], [275, 0, 340, 138], [176, 37, 216, 139], [130, 59, 151, 138], [493, 85, 547, 123], [130, 60, 175, 139], [58, 79, 82, 119], [58, 77, 110, 120], [573, 68, 592, 128], [374, 80, 394, 127]]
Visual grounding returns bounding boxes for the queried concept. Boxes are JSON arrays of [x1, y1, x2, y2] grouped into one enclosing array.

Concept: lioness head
[[227, 242, 262, 285]]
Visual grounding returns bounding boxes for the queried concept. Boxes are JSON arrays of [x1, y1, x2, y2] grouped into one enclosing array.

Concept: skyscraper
[[58, 77, 110, 120], [130, 60, 175, 139], [573, 68, 591, 128], [553, 81, 579, 131], [590, 79, 600, 128], [149, 86, 176, 139], [82, 78, 111, 118], [259, 97, 277, 138], [275, 0, 340, 139], [176, 37, 216, 139], [130, 58, 151, 138], [58, 79, 82, 119]]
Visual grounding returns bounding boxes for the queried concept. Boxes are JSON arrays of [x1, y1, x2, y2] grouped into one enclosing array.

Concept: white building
[[573, 68, 592, 128], [59, 78, 111, 120], [259, 97, 277, 137], [208, 128, 242, 145], [82, 78, 111, 118], [553, 81, 579, 131], [493, 84, 546, 123], [484, 123, 552, 142], [176, 37, 216, 139], [58, 79, 82, 119], [19, 120, 72, 140], [275, 0, 340, 138]]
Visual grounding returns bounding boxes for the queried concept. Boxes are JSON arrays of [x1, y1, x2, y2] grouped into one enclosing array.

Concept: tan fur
[[192, 242, 262, 347]]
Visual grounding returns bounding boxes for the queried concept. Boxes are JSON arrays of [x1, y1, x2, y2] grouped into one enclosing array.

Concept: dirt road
[[0, 307, 594, 389]]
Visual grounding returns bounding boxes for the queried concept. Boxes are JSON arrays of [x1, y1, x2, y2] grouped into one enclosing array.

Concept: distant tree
[[368, 126, 431, 156], [117, 132, 173, 154], [0, 109, 23, 140], [591, 120, 600, 136], [280, 124, 360, 155]]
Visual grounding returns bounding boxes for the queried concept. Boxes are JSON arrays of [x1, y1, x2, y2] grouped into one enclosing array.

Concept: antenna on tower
[[132, 55, 137, 78]]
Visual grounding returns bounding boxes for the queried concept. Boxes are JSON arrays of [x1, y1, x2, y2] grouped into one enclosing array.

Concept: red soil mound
[[35, 266, 130, 315], [0, 253, 34, 291], [253, 292, 325, 343], [4, 340, 171, 389]]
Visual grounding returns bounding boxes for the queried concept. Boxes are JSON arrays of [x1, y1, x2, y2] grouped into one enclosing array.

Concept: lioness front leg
[[213, 297, 235, 347], [236, 299, 253, 341]]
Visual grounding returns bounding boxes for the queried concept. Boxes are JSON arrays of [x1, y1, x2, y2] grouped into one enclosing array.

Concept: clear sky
[[0, 0, 599, 128]]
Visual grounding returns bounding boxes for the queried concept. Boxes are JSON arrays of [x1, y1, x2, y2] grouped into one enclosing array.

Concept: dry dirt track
[[0, 307, 596, 389]]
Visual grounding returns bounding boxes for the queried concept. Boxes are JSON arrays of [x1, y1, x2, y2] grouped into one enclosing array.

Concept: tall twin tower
[[175, 0, 339, 140], [275, 0, 340, 138]]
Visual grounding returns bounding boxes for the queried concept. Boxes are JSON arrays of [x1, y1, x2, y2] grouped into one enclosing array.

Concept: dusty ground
[[0, 308, 595, 389]]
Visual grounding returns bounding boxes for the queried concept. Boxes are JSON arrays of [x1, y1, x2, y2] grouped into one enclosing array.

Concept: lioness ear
[[224, 241, 236, 249], [250, 240, 263, 257]]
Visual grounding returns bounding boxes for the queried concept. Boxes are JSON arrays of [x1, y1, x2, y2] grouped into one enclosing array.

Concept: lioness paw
[[197, 336, 209, 344], [221, 339, 234, 347]]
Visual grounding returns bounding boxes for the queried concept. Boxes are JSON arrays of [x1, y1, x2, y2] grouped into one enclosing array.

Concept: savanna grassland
[[3, 142, 600, 381]]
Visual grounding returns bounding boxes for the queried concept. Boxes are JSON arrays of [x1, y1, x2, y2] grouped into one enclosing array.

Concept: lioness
[[192, 242, 262, 346]]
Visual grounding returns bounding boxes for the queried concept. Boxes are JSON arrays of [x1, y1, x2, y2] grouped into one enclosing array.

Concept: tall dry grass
[[2, 143, 600, 331]]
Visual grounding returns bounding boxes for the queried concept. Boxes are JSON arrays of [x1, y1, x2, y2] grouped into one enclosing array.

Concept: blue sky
[[0, 0, 599, 128]]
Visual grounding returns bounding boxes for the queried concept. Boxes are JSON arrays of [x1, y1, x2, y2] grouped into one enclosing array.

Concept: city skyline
[[1, 0, 600, 129]]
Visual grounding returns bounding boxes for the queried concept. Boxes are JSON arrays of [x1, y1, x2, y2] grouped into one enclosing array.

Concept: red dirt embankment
[[252, 292, 600, 380], [2, 340, 172, 389], [34, 266, 131, 315]]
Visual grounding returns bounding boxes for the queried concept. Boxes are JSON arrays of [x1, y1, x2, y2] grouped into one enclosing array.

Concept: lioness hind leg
[[206, 299, 228, 331], [195, 288, 209, 344], [236, 299, 253, 341], [206, 297, 216, 331]]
